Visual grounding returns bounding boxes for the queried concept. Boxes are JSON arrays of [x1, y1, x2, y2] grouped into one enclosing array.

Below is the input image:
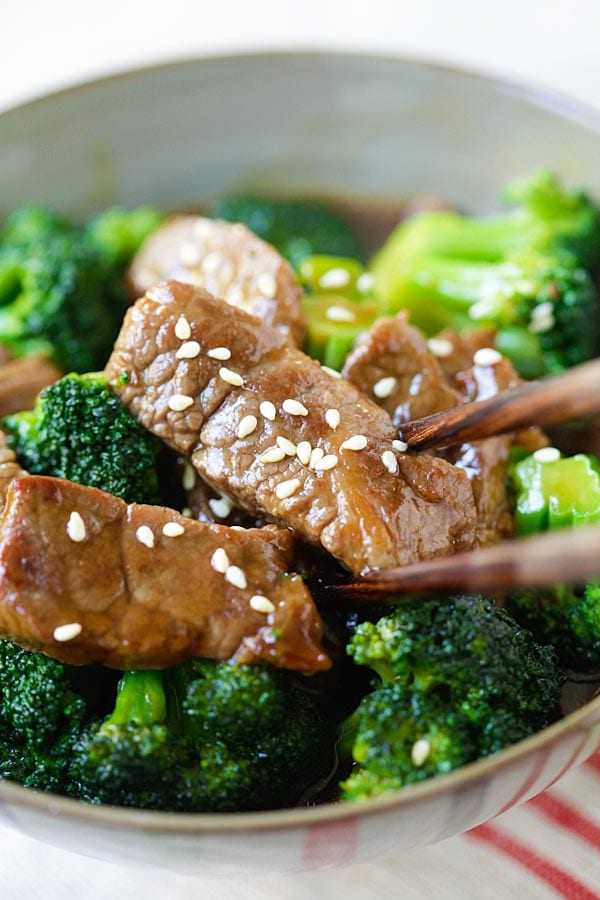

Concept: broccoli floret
[[3, 372, 161, 504], [0, 204, 71, 248], [70, 660, 330, 812], [84, 206, 164, 270], [371, 172, 600, 378], [209, 194, 364, 268], [339, 595, 563, 799]]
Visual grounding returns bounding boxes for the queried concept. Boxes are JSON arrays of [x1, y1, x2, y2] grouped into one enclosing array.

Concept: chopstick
[[399, 357, 600, 451], [315, 524, 600, 603]]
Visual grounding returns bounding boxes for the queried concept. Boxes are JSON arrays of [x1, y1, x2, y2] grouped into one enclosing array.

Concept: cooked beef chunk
[[127, 215, 306, 346], [0, 354, 61, 418], [0, 475, 329, 672], [175, 454, 266, 528], [106, 281, 477, 575], [0, 432, 26, 511]]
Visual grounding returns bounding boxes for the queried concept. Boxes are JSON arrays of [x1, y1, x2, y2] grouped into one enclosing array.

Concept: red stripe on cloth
[[529, 792, 600, 852], [584, 751, 600, 774], [468, 822, 598, 900]]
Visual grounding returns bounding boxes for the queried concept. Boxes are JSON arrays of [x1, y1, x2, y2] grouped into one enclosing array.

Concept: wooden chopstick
[[399, 357, 600, 451]]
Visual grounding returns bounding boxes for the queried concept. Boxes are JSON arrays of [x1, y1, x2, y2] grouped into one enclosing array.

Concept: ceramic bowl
[[0, 51, 599, 876]]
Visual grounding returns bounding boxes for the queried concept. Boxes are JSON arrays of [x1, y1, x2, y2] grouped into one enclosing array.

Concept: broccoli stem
[[107, 671, 166, 727]]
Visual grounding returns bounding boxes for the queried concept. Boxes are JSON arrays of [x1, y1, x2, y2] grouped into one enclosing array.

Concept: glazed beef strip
[[0, 354, 61, 418], [0, 474, 329, 672], [106, 281, 477, 575], [127, 216, 306, 347]]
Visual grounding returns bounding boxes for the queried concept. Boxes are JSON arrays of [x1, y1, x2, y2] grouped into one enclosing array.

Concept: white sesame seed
[[325, 305, 356, 323], [66, 511, 86, 543], [356, 272, 375, 293], [340, 435, 368, 452], [296, 441, 312, 465], [473, 347, 503, 367], [208, 347, 232, 361], [427, 337, 453, 358], [225, 565, 247, 589], [411, 739, 431, 768], [531, 301, 554, 320], [321, 365, 342, 379], [135, 525, 155, 548], [53, 622, 82, 642], [256, 272, 277, 298], [208, 495, 235, 518], [260, 446, 287, 464], [282, 399, 309, 417], [168, 394, 194, 412], [275, 478, 301, 500], [309, 447, 325, 469], [313, 454, 338, 471], [179, 242, 202, 266], [182, 463, 196, 491], [533, 446, 561, 464], [373, 376, 397, 399], [276, 436, 297, 456], [393, 439, 409, 452], [219, 367, 244, 387], [250, 595, 276, 614], [325, 408, 341, 430], [237, 414, 258, 439], [382, 450, 399, 474], [176, 340, 201, 359], [175, 315, 191, 340], [468, 301, 493, 320], [181, 507, 193, 518], [202, 250, 223, 274], [319, 268, 351, 289], [260, 400, 277, 421], [528, 315, 555, 334], [211, 547, 230, 573], [193, 218, 212, 239], [162, 522, 185, 537]]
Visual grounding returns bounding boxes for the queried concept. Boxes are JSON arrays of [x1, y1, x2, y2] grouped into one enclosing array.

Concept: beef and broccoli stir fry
[[0, 173, 599, 812]]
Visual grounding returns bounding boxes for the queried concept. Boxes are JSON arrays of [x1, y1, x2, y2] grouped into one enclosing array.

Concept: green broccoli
[[506, 449, 600, 670], [209, 194, 364, 268], [0, 204, 162, 372], [3, 372, 161, 504], [339, 595, 563, 800], [371, 171, 600, 378]]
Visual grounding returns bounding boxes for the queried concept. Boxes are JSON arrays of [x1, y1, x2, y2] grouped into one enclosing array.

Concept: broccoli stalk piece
[[339, 595, 563, 801], [371, 171, 600, 378], [3, 372, 161, 505]]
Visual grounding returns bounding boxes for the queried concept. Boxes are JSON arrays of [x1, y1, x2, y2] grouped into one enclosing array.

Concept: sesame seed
[[208, 495, 235, 518], [260, 400, 277, 421], [473, 347, 503, 367], [275, 478, 301, 500], [282, 399, 308, 416], [176, 340, 201, 359], [230, 525, 246, 532], [319, 268, 351, 289], [250, 595, 276, 614], [468, 300, 493, 321], [309, 447, 325, 469], [237, 414, 258, 439], [168, 394, 194, 412], [211, 547, 230, 573], [256, 272, 277, 298], [373, 376, 397, 399], [208, 347, 232, 361], [202, 251, 222, 274], [179, 242, 202, 266], [66, 511, 86, 543], [533, 446, 561, 464], [219, 367, 244, 387], [53, 622, 82, 642], [325, 305, 356, 323], [531, 301, 554, 320], [313, 454, 338, 471], [276, 436, 297, 456], [193, 218, 212, 239], [260, 446, 287, 464], [427, 337, 453, 357], [340, 435, 368, 452], [393, 439, 408, 452], [296, 440, 312, 465], [135, 525, 155, 548], [356, 272, 375, 293], [382, 450, 399, 474], [325, 408, 341, 429], [411, 739, 431, 768], [175, 316, 191, 340], [182, 463, 196, 491], [528, 315, 555, 334], [162, 522, 185, 537], [225, 565, 247, 589], [321, 365, 342, 379], [181, 507, 193, 518]]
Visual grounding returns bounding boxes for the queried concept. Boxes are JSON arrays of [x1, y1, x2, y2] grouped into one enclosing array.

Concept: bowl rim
[[1, 48, 599, 837]]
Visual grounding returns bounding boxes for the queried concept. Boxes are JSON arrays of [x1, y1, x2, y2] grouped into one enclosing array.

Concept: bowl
[[0, 51, 599, 876]]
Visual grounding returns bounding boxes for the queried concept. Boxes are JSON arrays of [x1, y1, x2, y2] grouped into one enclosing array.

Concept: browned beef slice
[[127, 216, 306, 347], [342, 312, 463, 426], [0, 432, 26, 510], [106, 281, 477, 575], [430, 328, 499, 382], [175, 455, 266, 528], [0, 475, 329, 673], [0, 355, 61, 419]]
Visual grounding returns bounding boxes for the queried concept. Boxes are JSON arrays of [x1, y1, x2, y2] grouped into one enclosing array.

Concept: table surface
[[2, 2, 600, 897]]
